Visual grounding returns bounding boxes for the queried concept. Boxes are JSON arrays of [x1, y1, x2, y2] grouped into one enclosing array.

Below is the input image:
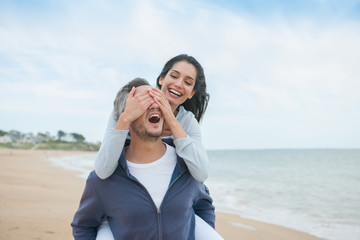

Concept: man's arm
[[193, 184, 216, 228], [71, 172, 105, 240]]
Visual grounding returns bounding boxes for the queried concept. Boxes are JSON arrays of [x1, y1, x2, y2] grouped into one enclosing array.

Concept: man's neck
[[125, 138, 166, 164]]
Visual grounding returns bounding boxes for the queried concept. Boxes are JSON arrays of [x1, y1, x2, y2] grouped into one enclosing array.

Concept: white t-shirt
[[126, 143, 177, 208]]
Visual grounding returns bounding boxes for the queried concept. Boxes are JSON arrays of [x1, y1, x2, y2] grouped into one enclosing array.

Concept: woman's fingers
[[129, 87, 153, 105], [150, 91, 167, 107], [128, 87, 173, 118], [151, 91, 174, 121], [123, 87, 155, 121], [142, 97, 155, 109], [129, 86, 136, 97], [149, 88, 167, 103]]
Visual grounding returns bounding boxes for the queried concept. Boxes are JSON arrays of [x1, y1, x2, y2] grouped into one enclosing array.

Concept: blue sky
[[1, 0, 359, 149]]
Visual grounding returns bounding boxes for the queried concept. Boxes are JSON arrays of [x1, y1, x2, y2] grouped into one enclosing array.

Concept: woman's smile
[[168, 88, 182, 97]]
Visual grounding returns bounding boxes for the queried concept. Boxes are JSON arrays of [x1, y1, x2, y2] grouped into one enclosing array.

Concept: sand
[[0, 148, 324, 240]]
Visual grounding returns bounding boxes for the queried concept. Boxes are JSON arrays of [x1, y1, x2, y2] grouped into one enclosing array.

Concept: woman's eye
[[185, 81, 192, 85]]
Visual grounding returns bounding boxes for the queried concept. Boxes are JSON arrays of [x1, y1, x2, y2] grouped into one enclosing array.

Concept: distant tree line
[[56, 130, 85, 142], [0, 129, 87, 144], [0, 129, 99, 151]]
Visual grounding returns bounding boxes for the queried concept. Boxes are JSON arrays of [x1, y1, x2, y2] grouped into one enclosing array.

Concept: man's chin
[[142, 130, 162, 142]]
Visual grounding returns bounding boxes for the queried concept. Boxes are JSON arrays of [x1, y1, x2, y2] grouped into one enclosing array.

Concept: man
[[71, 79, 215, 240]]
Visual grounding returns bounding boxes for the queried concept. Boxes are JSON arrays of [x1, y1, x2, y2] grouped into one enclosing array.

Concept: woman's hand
[[125, 87, 155, 120], [149, 88, 176, 122], [115, 87, 154, 130], [149, 88, 187, 139]]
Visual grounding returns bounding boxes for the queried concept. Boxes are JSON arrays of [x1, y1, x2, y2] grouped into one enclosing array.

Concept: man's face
[[130, 86, 164, 141]]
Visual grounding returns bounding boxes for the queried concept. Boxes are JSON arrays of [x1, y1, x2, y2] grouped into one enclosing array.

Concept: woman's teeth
[[169, 89, 181, 97]]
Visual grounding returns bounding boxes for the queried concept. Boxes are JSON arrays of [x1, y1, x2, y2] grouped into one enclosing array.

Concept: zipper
[[157, 173, 182, 240], [128, 175, 163, 239], [157, 207, 162, 240]]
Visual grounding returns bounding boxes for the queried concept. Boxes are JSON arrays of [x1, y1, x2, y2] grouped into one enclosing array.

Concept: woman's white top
[[95, 106, 209, 182]]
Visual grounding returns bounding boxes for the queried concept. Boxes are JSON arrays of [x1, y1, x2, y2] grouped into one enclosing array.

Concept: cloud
[[1, 0, 359, 148], [194, 7, 360, 148]]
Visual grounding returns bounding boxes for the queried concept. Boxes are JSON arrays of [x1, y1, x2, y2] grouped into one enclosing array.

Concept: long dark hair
[[156, 54, 210, 122]]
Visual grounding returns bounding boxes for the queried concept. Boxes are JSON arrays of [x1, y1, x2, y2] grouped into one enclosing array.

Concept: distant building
[[0, 135, 12, 143], [36, 132, 53, 142], [7, 132, 21, 142], [17, 133, 38, 144]]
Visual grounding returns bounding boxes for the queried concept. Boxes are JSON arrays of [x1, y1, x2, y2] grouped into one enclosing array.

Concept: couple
[[71, 54, 223, 239]]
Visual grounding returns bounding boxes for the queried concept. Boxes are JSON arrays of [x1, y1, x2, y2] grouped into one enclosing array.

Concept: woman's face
[[159, 61, 197, 107]]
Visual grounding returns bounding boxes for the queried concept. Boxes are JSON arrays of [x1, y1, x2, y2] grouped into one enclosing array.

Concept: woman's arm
[[95, 87, 154, 179], [94, 110, 129, 179], [151, 89, 210, 182], [173, 111, 209, 182]]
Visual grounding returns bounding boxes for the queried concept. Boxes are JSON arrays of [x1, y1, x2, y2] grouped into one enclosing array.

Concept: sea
[[49, 149, 360, 240]]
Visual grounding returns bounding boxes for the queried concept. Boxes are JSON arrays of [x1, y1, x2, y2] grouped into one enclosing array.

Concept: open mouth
[[169, 89, 182, 97], [148, 113, 161, 124]]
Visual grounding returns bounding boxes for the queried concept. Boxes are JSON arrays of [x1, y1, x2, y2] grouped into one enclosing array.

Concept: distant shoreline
[[0, 140, 100, 151]]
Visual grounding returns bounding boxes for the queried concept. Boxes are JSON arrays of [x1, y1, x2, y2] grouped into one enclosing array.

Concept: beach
[[0, 148, 324, 240]]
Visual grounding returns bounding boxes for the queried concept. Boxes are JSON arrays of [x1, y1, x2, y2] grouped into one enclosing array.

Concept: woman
[[95, 54, 223, 240], [95, 54, 210, 182]]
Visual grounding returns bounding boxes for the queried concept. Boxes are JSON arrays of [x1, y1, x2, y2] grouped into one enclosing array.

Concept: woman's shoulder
[[176, 106, 198, 130], [176, 105, 195, 120]]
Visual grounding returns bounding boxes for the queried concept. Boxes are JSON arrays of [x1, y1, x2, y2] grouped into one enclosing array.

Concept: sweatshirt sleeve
[[174, 111, 209, 182], [71, 172, 105, 240], [94, 110, 129, 179]]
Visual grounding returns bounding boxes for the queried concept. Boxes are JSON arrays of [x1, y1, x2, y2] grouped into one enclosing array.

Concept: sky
[[1, 0, 359, 150]]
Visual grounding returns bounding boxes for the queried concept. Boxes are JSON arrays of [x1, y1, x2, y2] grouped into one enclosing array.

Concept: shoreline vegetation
[[0, 148, 324, 240], [0, 129, 100, 151], [0, 140, 100, 151]]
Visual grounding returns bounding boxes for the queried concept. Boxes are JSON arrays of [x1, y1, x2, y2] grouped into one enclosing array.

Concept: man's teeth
[[169, 89, 181, 96], [148, 113, 160, 123], [150, 113, 160, 118]]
